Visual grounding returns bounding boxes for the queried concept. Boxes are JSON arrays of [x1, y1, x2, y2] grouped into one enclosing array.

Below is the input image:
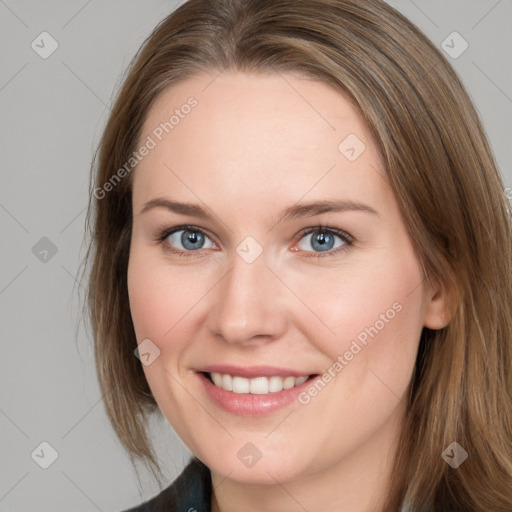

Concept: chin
[[197, 441, 312, 485]]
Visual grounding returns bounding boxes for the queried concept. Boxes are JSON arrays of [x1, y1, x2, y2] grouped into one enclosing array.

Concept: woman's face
[[127, 71, 446, 484]]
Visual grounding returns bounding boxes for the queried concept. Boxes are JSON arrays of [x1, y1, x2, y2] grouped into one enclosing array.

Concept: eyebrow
[[139, 198, 379, 223]]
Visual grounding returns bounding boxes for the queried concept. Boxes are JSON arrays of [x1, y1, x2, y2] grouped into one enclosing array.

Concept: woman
[[83, 0, 512, 510]]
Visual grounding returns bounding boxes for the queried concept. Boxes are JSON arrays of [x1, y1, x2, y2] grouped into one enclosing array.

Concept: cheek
[[127, 249, 195, 424], [127, 258, 165, 342], [288, 253, 424, 451], [291, 249, 425, 377], [127, 247, 190, 343]]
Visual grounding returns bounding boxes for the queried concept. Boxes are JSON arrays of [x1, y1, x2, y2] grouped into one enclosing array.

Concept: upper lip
[[196, 364, 316, 378]]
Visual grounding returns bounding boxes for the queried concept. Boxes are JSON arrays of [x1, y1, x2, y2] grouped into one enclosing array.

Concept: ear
[[422, 275, 452, 330]]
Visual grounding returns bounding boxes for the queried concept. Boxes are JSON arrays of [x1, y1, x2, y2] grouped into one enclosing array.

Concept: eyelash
[[154, 224, 354, 259]]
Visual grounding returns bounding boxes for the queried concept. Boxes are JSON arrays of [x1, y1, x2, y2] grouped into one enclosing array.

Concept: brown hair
[[81, 0, 512, 509]]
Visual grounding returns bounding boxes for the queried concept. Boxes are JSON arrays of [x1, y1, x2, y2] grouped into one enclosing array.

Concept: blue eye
[[156, 225, 353, 258], [295, 228, 352, 258], [162, 227, 215, 256]]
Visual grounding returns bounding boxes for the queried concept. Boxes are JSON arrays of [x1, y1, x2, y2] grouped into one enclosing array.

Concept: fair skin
[[127, 71, 448, 512]]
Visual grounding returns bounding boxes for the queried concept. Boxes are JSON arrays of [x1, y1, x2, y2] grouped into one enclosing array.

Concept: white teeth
[[209, 373, 310, 394], [222, 374, 233, 391], [211, 373, 223, 387], [249, 377, 269, 395], [295, 375, 308, 386], [283, 376, 296, 389], [268, 375, 283, 392], [232, 376, 250, 394]]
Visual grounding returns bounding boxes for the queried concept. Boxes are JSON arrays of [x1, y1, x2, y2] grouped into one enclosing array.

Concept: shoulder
[[121, 457, 211, 512]]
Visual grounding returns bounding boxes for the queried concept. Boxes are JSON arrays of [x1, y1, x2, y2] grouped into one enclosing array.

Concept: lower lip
[[197, 372, 318, 416]]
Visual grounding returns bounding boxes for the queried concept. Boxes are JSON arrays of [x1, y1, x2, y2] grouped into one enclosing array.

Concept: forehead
[[133, 71, 389, 216], [141, 70, 371, 156]]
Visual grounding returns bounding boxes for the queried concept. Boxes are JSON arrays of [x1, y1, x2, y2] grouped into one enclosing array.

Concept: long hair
[[81, 0, 512, 509]]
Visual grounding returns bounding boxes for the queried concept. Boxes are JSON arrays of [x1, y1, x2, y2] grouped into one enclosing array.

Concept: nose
[[206, 249, 288, 346]]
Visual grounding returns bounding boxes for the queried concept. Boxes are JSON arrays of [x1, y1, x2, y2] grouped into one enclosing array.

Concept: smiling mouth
[[202, 372, 317, 394]]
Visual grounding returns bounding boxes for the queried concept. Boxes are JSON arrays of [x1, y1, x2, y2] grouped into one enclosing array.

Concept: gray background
[[0, 1, 510, 511]]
